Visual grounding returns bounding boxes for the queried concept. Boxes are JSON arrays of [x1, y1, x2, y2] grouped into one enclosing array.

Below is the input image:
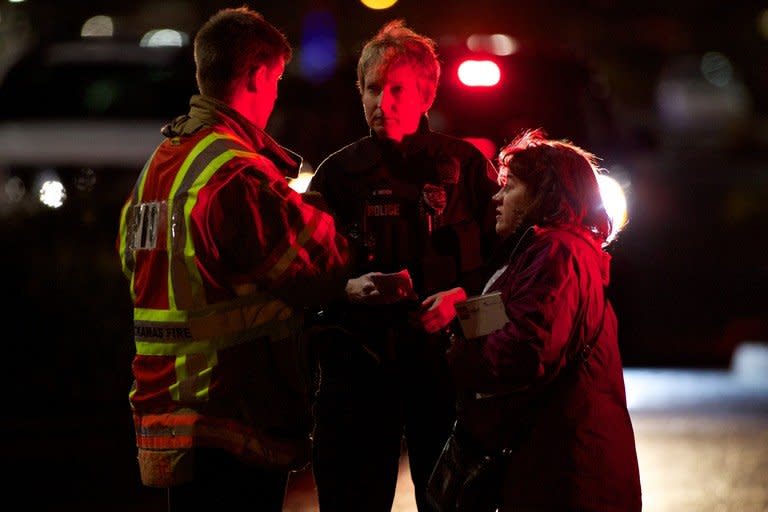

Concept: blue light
[[299, 10, 338, 84]]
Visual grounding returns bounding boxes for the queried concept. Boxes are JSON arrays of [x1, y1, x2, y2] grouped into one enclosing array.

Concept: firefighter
[[308, 20, 499, 511], [116, 7, 355, 511]]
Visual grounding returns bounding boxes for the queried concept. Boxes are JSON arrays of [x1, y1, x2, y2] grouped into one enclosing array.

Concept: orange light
[[359, 0, 398, 9], [457, 60, 500, 87]]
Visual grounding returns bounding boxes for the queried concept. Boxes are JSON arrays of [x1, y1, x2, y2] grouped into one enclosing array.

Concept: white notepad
[[455, 291, 509, 339]]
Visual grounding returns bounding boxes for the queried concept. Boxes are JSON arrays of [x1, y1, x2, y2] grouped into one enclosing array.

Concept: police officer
[[308, 20, 498, 512]]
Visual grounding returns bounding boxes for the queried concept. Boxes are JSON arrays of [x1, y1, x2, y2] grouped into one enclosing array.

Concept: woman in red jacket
[[418, 128, 642, 511]]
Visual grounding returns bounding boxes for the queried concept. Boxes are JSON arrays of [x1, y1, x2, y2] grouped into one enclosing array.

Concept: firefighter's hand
[[346, 271, 416, 305], [417, 287, 467, 334], [301, 191, 330, 212], [345, 273, 376, 304], [344, 272, 393, 304]]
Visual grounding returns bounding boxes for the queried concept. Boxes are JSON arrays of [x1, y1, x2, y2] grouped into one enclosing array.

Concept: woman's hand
[[417, 287, 467, 333]]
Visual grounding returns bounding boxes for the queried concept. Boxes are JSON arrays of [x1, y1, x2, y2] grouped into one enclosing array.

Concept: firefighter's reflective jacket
[[116, 95, 349, 486]]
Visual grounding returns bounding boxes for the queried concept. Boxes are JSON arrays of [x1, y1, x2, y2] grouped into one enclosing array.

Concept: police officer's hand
[[418, 287, 468, 334]]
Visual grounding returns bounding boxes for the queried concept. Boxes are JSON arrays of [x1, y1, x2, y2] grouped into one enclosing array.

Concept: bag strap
[[575, 294, 607, 366], [470, 284, 606, 402], [458, 287, 608, 455]]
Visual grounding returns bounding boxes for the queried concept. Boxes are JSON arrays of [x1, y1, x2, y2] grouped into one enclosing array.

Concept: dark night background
[[0, 0, 766, 508]]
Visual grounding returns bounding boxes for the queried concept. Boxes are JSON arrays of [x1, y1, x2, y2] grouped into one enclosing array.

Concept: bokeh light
[[80, 15, 114, 38], [299, 11, 338, 83], [758, 8, 768, 39], [466, 33, 518, 56], [39, 179, 66, 208], [596, 174, 628, 243], [700, 52, 733, 88], [360, 0, 398, 9], [457, 60, 500, 87], [5, 176, 25, 203], [140, 29, 188, 48]]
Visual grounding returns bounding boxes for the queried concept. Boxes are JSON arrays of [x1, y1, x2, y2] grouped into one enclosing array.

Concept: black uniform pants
[[311, 326, 455, 512]]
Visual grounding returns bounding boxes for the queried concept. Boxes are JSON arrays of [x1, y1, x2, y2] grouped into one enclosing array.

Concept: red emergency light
[[457, 59, 501, 87]]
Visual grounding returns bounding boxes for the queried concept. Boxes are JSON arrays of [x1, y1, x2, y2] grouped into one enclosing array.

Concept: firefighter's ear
[[246, 65, 264, 92]]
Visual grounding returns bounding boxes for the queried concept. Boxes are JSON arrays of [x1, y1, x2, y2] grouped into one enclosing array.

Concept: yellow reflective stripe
[[135, 308, 189, 322], [182, 149, 257, 254], [188, 298, 288, 339], [118, 199, 130, 275], [168, 133, 226, 196], [133, 294, 300, 357], [137, 340, 221, 356], [166, 132, 229, 311], [135, 293, 293, 335], [267, 207, 323, 281], [119, 148, 159, 298], [135, 148, 158, 199], [127, 133, 271, 407], [175, 148, 260, 308], [181, 149, 260, 217], [118, 198, 134, 291], [134, 312, 302, 356], [171, 354, 188, 401], [169, 351, 215, 402]]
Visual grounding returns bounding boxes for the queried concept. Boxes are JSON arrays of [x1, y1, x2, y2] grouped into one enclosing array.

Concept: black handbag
[[426, 424, 507, 512]]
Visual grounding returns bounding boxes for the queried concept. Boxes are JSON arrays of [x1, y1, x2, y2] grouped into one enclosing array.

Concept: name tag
[[131, 200, 167, 251]]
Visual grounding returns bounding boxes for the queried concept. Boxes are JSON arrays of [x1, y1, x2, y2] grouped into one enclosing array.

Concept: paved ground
[[286, 364, 768, 512], [4, 350, 767, 511], [285, 414, 768, 512], [633, 412, 767, 512]]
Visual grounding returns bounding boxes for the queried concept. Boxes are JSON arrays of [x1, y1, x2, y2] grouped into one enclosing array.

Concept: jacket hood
[[533, 225, 611, 287]]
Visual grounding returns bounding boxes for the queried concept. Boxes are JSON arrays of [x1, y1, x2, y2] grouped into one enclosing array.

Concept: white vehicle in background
[[0, 38, 196, 212]]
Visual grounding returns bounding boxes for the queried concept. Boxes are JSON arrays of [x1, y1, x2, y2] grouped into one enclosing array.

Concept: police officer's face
[[493, 166, 532, 239], [362, 63, 430, 142]]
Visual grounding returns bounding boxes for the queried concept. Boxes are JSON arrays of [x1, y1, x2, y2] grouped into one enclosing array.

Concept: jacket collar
[[162, 95, 301, 178], [369, 114, 432, 152]]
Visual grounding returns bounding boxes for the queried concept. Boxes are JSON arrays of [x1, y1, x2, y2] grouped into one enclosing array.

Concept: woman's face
[[493, 165, 533, 239]]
